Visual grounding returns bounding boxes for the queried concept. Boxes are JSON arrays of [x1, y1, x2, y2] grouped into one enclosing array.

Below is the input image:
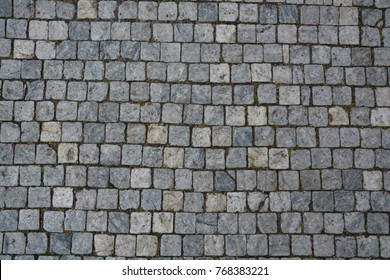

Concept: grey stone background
[[0, 0, 390, 259]]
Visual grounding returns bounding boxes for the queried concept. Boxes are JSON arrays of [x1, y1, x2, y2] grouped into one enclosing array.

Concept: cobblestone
[[0, 0, 389, 260]]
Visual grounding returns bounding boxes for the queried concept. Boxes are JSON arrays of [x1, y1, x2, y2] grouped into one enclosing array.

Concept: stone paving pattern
[[0, 0, 390, 259]]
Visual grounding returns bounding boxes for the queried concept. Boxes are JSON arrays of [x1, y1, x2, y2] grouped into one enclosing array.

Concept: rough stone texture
[[0, 0, 389, 260]]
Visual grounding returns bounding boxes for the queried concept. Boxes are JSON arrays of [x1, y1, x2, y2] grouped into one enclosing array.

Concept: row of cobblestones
[[2, 0, 390, 21], [1, 0, 390, 259]]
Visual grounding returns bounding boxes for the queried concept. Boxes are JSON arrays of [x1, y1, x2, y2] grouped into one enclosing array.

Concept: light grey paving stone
[[0, 0, 12, 17], [175, 213, 196, 234], [254, 127, 274, 147], [66, 166, 86, 187], [367, 213, 389, 234], [237, 170, 256, 191], [336, 148, 357, 171], [161, 235, 181, 257], [109, 212, 130, 234], [38, 256, 59, 260], [206, 194, 226, 213], [362, 27, 381, 46], [297, 127, 316, 147], [97, 189, 118, 210], [334, 191, 355, 211], [18, 209, 40, 230], [227, 192, 246, 213], [291, 192, 311, 212], [291, 150, 311, 170], [244, 45, 263, 63], [304, 213, 324, 234], [115, 235, 136, 257], [281, 212, 301, 233], [257, 171, 277, 192], [313, 192, 334, 212], [256, 25, 276, 44], [337, 146, 356, 168], [292, 67, 307, 85], [204, 235, 224, 256], [336, 237, 356, 258], [278, 25, 297, 44], [247, 234, 268, 256], [357, 236, 379, 258], [236, 5, 254, 22], [139, 189, 160, 211], [380, 236, 390, 258], [226, 235, 246, 257], [237, 24, 256, 43], [345, 212, 365, 233], [142, 146, 163, 167], [312, 46, 331, 64], [0, 166, 18, 187], [314, 235, 335, 257], [43, 211, 64, 233], [371, 191, 390, 212], [383, 171, 390, 192], [311, 148, 332, 168], [28, 187, 51, 208], [94, 234, 114, 256], [326, 67, 344, 85], [183, 235, 204, 257], [343, 170, 363, 191], [26, 233, 48, 255], [163, 190, 183, 211], [100, 144, 121, 166], [87, 211, 107, 232], [69, 21, 89, 40], [196, 213, 217, 234], [274, 66, 292, 84], [64, 210, 86, 231], [50, 233, 71, 255], [268, 106, 288, 126], [0, 80, 24, 100], [218, 213, 237, 234], [367, 67, 388, 86], [21, 122, 40, 143], [276, 128, 296, 147], [238, 213, 256, 234], [119, 190, 139, 211], [198, 2, 217, 22], [3, 232, 26, 254], [215, 171, 235, 192], [260, 4, 277, 24], [192, 168, 214, 192], [333, 149, 353, 170], [360, 128, 381, 148], [292, 235, 312, 256], [6, 19, 27, 39], [72, 233, 93, 255], [0, 188, 4, 208], [184, 193, 204, 213], [264, 44, 282, 62], [87, 167, 108, 188], [153, 212, 173, 234], [269, 235, 290, 257], [0, 210, 18, 231], [356, 192, 371, 212], [270, 192, 291, 212], [5, 187, 27, 208], [0, 144, 14, 164]]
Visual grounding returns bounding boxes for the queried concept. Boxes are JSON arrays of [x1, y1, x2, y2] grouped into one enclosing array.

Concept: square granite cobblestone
[[0, 0, 390, 260]]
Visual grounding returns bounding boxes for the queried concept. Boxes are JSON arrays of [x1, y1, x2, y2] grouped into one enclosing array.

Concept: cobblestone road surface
[[0, 0, 390, 259]]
